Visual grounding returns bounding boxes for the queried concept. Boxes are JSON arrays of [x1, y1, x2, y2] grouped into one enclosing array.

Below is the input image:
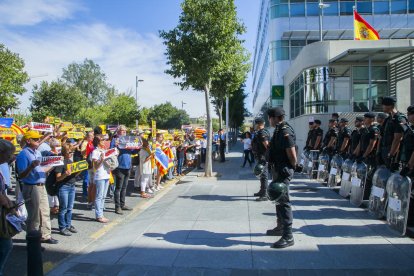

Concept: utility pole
[[135, 76, 144, 131], [181, 100, 187, 110], [225, 96, 229, 154]]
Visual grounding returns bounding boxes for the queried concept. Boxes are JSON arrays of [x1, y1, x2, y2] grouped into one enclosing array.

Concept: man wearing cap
[[322, 119, 338, 153], [400, 106, 414, 177], [349, 117, 365, 158], [309, 120, 323, 150], [332, 113, 339, 123], [266, 107, 297, 249], [304, 122, 314, 150], [16, 130, 58, 244], [336, 118, 351, 157], [355, 112, 380, 197], [251, 118, 270, 201], [380, 96, 407, 170]]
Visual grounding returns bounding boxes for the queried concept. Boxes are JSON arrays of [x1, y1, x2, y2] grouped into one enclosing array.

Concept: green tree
[[104, 93, 139, 128], [160, 0, 249, 176], [0, 44, 29, 115], [30, 81, 85, 121], [61, 59, 112, 106], [223, 85, 250, 130], [77, 105, 110, 127], [147, 102, 190, 129], [138, 107, 151, 126]]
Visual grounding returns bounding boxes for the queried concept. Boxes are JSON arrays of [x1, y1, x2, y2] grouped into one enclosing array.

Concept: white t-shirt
[[139, 149, 152, 175], [243, 138, 252, 150], [92, 148, 110, 181]]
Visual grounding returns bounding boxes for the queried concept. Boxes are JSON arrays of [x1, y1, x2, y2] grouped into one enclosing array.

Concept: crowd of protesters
[[0, 120, 221, 274]]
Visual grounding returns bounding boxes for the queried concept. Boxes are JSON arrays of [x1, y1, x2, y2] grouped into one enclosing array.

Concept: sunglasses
[[31, 138, 40, 142]]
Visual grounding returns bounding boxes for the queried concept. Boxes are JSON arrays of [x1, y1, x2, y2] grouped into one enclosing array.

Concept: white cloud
[[0, 0, 82, 26], [1, 23, 210, 118]]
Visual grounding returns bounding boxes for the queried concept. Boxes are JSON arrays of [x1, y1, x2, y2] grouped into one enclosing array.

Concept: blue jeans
[[0, 238, 12, 275], [58, 184, 76, 230], [177, 158, 184, 174], [95, 179, 109, 218], [81, 170, 89, 197]]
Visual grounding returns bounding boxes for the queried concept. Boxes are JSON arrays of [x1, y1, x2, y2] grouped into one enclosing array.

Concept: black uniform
[[310, 127, 323, 150], [380, 112, 407, 169], [305, 129, 313, 150], [252, 128, 270, 196], [400, 123, 414, 164], [350, 128, 364, 157], [219, 133, 226, 162], [268, 122, 296, 238], [322, 127, 338, 152], [360, 124, 380, 198], [336, 126, 351, 155]]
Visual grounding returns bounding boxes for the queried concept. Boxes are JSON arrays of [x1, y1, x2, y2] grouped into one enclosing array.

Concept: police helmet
[[253, 162, 266, 178], [266, 181, 288, 203]]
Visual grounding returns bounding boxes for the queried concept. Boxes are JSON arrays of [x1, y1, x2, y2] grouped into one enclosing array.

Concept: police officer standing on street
[[355, 112, 380, 197], [380, 97, 407, 171], [322, 119, 338, 154], [266, 107, 297, 249], [336, 118, 351, 157], [376, 112, 389, 164], [304, 121, 314, 150], [310, 120, 323, 150], [251, 118, 270, 201], [399, 106, 414, 176], [349, 116, 365, 158]]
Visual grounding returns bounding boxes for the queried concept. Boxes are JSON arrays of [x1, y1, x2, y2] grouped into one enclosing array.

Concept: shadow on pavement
[[179, 195, 250, 201]]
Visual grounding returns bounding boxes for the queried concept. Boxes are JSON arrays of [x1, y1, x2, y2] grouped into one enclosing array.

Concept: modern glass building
[[251, 0, 414, 116]]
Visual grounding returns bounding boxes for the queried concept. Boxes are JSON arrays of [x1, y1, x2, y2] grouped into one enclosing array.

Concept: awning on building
[[330, 46, 414, 64]]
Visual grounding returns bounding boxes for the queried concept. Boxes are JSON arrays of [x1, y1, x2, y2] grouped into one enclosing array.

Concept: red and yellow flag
[[354, 10, 380, 40]]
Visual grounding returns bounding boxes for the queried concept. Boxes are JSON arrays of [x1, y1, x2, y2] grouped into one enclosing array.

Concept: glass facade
[[289, 67, 330, 118], [270, 0, 414, 18], [272, 39, 318, 61]]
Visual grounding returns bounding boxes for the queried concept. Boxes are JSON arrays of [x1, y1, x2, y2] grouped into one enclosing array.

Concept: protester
[[16, 130, 58, 244], [176, 143, 185, 176], [79, 131, 94, 200], [0, 139, 16, 274], [218, 129, 226, 162], [111, 125, 135, 215], [92, 134, 111, 223], [55, 144, 79, 236], [139, 139, 153, 198], [241, 132, 253, 167]]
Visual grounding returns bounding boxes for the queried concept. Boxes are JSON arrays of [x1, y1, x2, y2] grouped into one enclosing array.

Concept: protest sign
[[67, 132, 84, 139], [0, 118, 13, 128], [30, 122, 54, 133], [40, 156, 64, 167], [118, 136, 142, 150], [67, 160, 88, 174], [104, 148, 119, 159]]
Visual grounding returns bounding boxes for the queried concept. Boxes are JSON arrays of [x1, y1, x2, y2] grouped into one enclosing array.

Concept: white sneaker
[[147, 188, 154, 194], [154, 187, 160, 192], [157, 185, 164, 190]]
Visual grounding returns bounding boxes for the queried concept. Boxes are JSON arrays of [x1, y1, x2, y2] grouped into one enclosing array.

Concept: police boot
[[271, 227, 294, 249], [266, 219, 283, 236]]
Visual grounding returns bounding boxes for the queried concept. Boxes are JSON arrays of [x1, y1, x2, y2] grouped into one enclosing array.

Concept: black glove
[[400, 167, 410, 177], [295, 164, 303, 173], [385, 155, 393, 168]]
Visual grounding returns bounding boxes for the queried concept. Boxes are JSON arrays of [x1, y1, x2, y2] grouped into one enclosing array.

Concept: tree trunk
[[204, 80, 213, 177], [218, 101, 223, 130]]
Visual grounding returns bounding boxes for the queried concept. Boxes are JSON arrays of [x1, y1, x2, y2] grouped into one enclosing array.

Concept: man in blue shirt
[[16, 130, 58, 244], [218, 129, 226, 162], [110, 126, 138, 215]]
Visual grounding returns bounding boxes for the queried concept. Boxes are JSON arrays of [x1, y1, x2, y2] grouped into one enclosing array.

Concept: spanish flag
[[354, 10, 380, 40]]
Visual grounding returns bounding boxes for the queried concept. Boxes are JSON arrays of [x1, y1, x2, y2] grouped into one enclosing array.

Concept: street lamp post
[[181, 100, 187, 110], [135, 76, 144, 131]]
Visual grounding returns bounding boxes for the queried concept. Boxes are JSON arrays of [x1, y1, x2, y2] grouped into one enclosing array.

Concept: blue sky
[[0, 0, 260, 117]]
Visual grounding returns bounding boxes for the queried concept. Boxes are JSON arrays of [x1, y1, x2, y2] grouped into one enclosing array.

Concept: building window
[[374, 1, 390, 15], [307, 2, 319, 16], [289, 67, 330, 118], [340, 1, 355, 16], [352, 66, 388, 112], [357, 1, 373, 14], [391, 0, 408, 14], [290, 2, 305, 17], [410, 0, 414, 13]]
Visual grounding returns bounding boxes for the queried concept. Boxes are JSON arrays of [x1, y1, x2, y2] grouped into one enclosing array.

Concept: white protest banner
[[104, 148, 119, 159], [40, 156, 64, 167], [30, 122, 54, 133]]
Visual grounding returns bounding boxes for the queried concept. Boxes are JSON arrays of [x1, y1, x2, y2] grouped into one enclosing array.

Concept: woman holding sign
[[55, 144, 80, 236], [92, 135, 111, 223]]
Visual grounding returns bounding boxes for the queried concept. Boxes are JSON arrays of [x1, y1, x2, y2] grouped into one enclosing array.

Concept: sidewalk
[[47, 143, 414, 275]]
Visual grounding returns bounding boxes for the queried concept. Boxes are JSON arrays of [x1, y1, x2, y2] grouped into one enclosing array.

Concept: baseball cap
[[23, 130, 42, 140]]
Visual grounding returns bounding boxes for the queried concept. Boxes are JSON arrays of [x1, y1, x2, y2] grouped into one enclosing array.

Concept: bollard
[[26, 230, 43, 276]]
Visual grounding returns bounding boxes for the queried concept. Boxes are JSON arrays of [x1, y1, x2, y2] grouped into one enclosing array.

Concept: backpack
[[103, 155, 119, 171], [45, 168, 59, 196]]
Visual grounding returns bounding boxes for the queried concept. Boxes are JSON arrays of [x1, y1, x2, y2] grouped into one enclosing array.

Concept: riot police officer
[[251, 118, 270, 201], [310, 120, 323, 150], [349, 116, 365, 158], [399, 106, 414, 176], [266, 107, 297, 249], [304, 121, 314, 150], [380, 97, 407, 171], [336, 118, 351, 157], [355, 112, 380, 198], [322, 119, 338, 153], [376, 112, 389, 164]]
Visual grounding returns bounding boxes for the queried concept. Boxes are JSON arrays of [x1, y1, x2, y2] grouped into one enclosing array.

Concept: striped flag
[[354, 10, 380, 40]]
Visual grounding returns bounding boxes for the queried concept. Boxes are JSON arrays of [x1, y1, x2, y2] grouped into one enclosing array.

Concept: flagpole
[[353, 4, 356, 40]]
